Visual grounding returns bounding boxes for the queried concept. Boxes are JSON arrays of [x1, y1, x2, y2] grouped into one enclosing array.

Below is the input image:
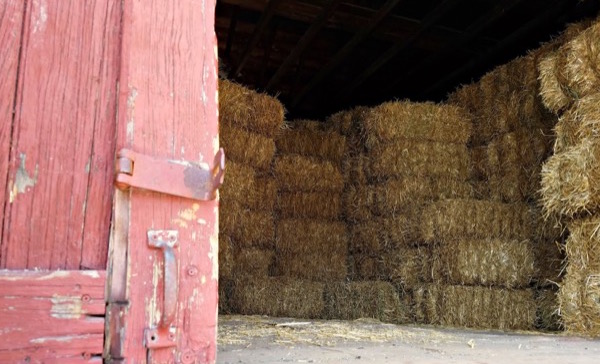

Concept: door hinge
[[115, 148, 225, 200]]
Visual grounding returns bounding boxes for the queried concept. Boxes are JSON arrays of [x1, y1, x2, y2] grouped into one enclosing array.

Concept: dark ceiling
[[216, 0, 600, 119]]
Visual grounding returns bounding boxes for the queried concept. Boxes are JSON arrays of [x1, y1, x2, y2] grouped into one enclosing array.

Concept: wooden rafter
[[385, 0, 525, 96], [292, 0, 404, 107], [421, 0, 570, 98], [266, 0, 341, 90], [337, 0, 464, 101], [234, 0, 283, 76]]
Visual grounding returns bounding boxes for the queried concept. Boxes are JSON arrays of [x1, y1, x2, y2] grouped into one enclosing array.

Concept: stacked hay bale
[[417, 199, 539, 330], [273, 120, 348, 284], [538, 19, 600, 336], [328, 102, 475, 324], [444, 30, 595, 330], [218, 79, 284, 313]]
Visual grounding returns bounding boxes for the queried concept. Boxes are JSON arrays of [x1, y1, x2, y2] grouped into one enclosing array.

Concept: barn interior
[[215, 0, 600, 348]]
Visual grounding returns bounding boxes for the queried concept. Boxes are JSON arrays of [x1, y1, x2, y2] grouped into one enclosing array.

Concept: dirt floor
[[217, 315, 600, 363]]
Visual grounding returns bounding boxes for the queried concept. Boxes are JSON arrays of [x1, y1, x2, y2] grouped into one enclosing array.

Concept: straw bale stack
[[360, 101, 472, 148], [220, 206, 275, 249], [434, 239, 535, 288], [422, 285, 536, 330], [274, 155, 344, 192], [219, 79, 285, 137], [220, 126, 275, 171], [538, 20, 600, 114], [276, 119, 347, 166], [234, 248, 274, 277], [276, 219, 347, 255], [275, 253, 348, 282], [420, 199, 534, 242], [277, 191, 342, 220], [230, 277, 325, 319], [559, 216, 600, 336], [324, 281, 409, 323], [540, 139, 600, 218], [379, 246, 434, 290], [368, 140, 470, 181], [349, 216, 419, 254], [536, 289, 561, 331]]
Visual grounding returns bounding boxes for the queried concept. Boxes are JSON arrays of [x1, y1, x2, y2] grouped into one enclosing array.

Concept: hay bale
[[344, 178, 473, 220], [230, 277, 325, 318], [219, 236, 235, 280], [343, 154, 370, 185], [220, 204, 275, 248], [327, 106, 369, 136], [350, 254, 383, 281], [276, 218, 347, 255], [435, 285, 536, 331], [246, 177, 277, 212], [275, 155, 344, 192], [324, 281, 409, 323], [219, 160, 255, 205], [277, 191, 342, 220], [367, 141, 470, 181], [447, 82, 481, 116], [420, 199, 534, 242], [380, 246, 433, 289], [554, 93, 600, 154], [220, 126, 275, 171], [219, 79, 284, 137], [234, 248, 274, 276], [276, 121, 347, 164], [411, 284, 441, 324], [219, 278, 233, 314], [435, 239, 535, 288], [559, 216, 600, 336], [360, 101, 472, 147], [275, 253, 347, 281], [538, 51, 571, 114], [349, 215, 419, 254], [558, 21, 600, 102], [540, 139, 600, 217], [533, 240, 565, 287], [535, 289, 561, 331]]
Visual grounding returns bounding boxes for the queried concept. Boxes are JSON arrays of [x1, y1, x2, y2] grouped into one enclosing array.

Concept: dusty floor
[[217, 315, 600, 363]]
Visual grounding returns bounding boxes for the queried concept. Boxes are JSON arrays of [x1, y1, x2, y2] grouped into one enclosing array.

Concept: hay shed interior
[[216, 0, 600, 359]]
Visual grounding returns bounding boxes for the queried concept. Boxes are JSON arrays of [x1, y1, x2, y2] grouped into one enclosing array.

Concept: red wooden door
[[106, 0, 220, 363], [0, 0, 219, 363], [0, 0, 120, 362]]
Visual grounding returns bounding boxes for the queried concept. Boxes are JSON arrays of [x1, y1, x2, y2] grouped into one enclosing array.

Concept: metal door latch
[[115, 148, 225, 200]]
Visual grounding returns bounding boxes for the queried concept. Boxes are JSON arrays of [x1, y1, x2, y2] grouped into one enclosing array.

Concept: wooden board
[[112, 0, 219, 362], [0, 1, 25, 264], [0, 0, 120, 270], [0, 270, 106, 363]]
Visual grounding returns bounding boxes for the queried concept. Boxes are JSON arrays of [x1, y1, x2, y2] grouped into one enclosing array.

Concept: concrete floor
[[217, 315, 600, 364]]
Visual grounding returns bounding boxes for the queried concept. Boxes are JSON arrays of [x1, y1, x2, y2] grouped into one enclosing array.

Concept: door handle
[[145, 230, 179, 348]]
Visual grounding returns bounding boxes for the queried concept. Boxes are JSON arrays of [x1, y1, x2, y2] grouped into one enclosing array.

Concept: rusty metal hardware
[[145, 230, 179, 349], [115, 148, 225, 201]]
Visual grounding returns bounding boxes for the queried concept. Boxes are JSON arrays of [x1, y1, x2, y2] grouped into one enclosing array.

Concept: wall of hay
[[217, 16, 600, 335]]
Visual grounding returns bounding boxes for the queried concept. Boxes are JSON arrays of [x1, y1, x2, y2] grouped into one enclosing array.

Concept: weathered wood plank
[[0, 270, 106, 362], [114, 0, 219, 362], [0, 0, 25, 265], [1, 0, 119, 270]]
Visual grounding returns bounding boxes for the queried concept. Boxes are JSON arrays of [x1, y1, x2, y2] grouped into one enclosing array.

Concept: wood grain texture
[[0, 270, 106, 362], [115, 0, 219, 362], [0, 0, 120, 270], [0, 0, 25, 266]]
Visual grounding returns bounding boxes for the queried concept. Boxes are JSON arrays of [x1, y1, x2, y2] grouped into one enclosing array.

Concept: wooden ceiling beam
[[291, 0, 405, 107], [384, 0, 525, 95], [219, 0, 497, 50], [337, 0, 464, 101], [234, 0, 283, 77], [266, 0, 341, 90], [421, 0, 570, 99]]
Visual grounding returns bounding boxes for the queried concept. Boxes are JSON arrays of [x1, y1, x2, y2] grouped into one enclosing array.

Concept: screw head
[[187, 265, 199, 276]]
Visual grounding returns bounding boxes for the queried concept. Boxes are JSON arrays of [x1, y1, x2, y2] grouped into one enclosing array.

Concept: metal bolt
[[187, 265, 198, 277], [180, 350, 195, 364], [82, 352, 92, 360], [81, 294, 92, 303]]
